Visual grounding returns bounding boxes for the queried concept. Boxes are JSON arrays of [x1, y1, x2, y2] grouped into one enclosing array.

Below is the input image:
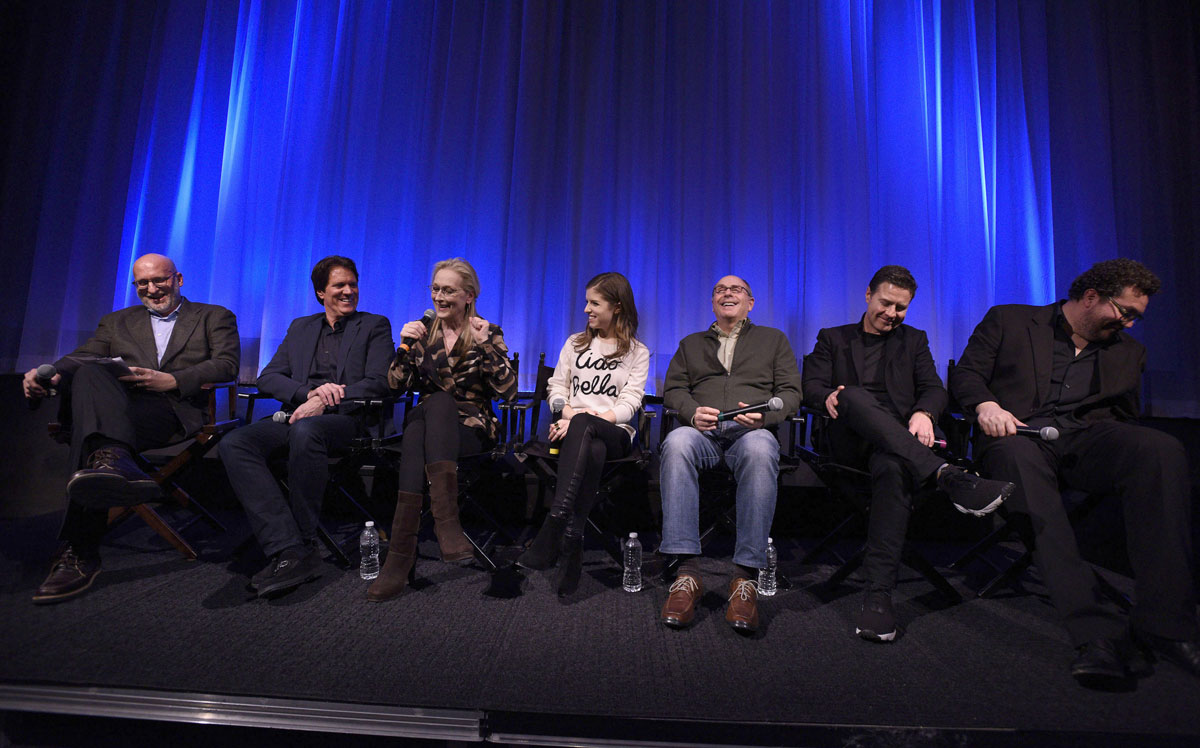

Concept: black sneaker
[[255, 546, 322, 597], [856, 590, 897, 642], [936, 466, 1014, 517]]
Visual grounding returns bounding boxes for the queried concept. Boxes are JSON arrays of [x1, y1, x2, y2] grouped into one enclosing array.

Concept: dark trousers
[[395, 391, 486, 494], [58, 363, 182, 554], [828, 386, 946, 591], [977, 420, 1195, 644], [218, 414, 359, 557], [550, 413, 633, 535]]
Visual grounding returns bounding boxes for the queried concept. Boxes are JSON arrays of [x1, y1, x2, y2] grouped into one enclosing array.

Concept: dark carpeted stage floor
[[2, 376, 1199, 747]]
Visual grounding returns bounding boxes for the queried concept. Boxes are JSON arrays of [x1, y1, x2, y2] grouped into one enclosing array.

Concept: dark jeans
[[58, 363, 182, 554], [977, 420, 1195, 644], [826, 386, 946, 591], [550, 412, 632, 535], [395, 391, 486, 494], [219, 413, 359, 557]]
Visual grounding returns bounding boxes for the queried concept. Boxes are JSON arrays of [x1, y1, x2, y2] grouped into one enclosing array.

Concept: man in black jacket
[[803, 265, 1012, 642], [951, 258, 1197, 690], [657, 275, 802, 634], [219, 256, 392, 598], [24, 253, 240, 603]]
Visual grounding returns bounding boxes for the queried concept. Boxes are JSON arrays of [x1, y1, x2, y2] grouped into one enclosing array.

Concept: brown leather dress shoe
[[67, 447, 161, 508], [32, 546, 101, 604], [725, 577, 760, 633], [660, 572, 703, 628]]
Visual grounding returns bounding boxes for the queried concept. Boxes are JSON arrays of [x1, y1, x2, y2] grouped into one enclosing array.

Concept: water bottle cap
[[629, 532, 638, 539], [365, 521, 375, 527], [767, 537, 773, 543]]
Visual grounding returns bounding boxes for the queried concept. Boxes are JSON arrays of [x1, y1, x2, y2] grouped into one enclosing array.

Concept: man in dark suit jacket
[[803, 265, 1013, 642], [23, 253, 240, 603], [950, 258, 1198, 689], [219, 256, 392, 598]]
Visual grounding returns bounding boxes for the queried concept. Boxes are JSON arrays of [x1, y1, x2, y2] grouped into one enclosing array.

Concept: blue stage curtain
[[4, 0, 1196, 414]]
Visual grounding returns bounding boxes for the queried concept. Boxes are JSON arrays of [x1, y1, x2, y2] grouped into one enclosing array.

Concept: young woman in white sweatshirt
[[517, 272, 650, 595]]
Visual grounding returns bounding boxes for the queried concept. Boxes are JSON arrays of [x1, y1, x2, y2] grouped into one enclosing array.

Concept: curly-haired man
[[951, 258, 1197, 690]]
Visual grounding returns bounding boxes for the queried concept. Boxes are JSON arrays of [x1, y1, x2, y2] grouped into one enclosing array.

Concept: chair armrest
[[201, 380, 238, 423]]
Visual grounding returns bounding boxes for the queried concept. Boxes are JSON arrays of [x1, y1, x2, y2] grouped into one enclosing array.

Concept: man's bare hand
[[307, 382, 346, 407], [120, 366, 178, 392], [824, 385, 845, 418], [691, 406, 720, 432], [733, 401, 764, 429], [22, 368, 61, 399], [290, 398, 326, 423], [908, 411, 935, 447], [976, 400, 1025, 438]]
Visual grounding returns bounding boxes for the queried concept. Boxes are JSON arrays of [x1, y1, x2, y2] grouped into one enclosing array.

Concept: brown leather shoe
[[67, 447, 161, 508], [32, 546, 101, 604], [725, 577, 760, 633], [660, 572, 703, 628], [425, 461, 474, 563]]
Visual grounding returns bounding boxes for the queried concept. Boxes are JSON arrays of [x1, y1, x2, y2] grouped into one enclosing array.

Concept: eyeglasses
[[132, 274, 178, 289], [430, 284, 463, 299], [712, 284, 748, 297], [1106, 296, 1143, 324]]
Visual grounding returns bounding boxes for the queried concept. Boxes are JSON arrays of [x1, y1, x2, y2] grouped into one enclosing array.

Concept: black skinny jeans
[[550, 412, 633, 536]]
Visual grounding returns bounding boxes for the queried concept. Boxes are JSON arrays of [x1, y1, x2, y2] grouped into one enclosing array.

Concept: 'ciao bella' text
[[571, 349, 622, 398]]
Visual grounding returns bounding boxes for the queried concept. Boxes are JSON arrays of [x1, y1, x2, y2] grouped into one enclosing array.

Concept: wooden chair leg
[[131, 504, 198, 560]]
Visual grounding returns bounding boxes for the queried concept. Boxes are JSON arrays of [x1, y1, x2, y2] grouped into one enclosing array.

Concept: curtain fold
[[4, 0, 1196, 414]]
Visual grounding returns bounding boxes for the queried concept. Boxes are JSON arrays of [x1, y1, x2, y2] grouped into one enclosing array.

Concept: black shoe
[[32, 546, 101, 604], [67, 447, 162, 508], [555, 534, 583, 597], [936, 466, 1013, 517], [1134, 630, 1200, 678], [855, 590, 897, 642], [1071, 639, 1135, 691], [255, 546, 322, 597], [516, 514, 568, 571]]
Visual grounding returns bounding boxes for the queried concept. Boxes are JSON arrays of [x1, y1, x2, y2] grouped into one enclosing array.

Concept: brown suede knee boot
[[366, 490, 422, 602], [425, 460, 473, 562]]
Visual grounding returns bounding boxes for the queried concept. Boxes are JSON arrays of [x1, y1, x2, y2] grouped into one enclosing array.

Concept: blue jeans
[[658, 422, 780, 569]]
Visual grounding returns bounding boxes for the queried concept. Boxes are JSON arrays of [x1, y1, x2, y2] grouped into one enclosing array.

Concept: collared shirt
[[1030, 304, 1107, 432], [308, 313, 355, 387], [711, 318, 748, 372], [149, 302, 183, 365]]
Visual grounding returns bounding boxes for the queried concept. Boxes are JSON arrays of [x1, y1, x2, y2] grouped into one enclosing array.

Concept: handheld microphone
[[272, 410, 291, 424], [28, 364, 58, 410], [716, 397, 784, 422], [548, 396, 567, 454], [398, 309, 435, 355], [1016, 425, 1059, 441]]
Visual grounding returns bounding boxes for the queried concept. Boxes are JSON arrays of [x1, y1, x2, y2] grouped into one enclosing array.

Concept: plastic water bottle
[[622, 532, 643, 592], [758, 537, 778, 597], [359, 521, 380, 580]]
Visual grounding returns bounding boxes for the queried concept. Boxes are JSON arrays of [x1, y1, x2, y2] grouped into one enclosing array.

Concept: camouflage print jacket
[[387, 323, 517, 442]]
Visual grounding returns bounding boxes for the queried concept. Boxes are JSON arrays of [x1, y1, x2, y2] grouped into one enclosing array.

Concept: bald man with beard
[[23, 253, 239, 604]]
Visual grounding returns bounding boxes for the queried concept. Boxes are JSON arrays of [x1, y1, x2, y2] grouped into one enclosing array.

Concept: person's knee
[[837, 385, 872, 409], [737, 431, 779, 469], [288, 419, 327, 451], [661, 427, 703, 462]]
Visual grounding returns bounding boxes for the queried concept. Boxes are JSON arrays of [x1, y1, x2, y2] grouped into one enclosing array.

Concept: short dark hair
[[311, 256, 358, 303], [868, 265, 917, 294], [1067, 258, 1161, 301]]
